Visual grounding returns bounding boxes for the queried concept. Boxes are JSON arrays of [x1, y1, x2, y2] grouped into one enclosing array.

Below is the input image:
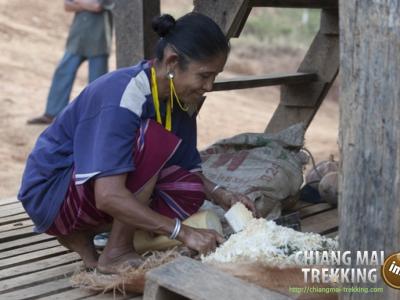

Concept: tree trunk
[[339, 1, 400, 299]]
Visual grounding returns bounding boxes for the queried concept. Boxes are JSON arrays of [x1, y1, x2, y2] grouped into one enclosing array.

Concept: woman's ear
[[163, 46, 179, 72]]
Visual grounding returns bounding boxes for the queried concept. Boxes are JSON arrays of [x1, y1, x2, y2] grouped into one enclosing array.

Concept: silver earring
[[167, 72, 174, 79]]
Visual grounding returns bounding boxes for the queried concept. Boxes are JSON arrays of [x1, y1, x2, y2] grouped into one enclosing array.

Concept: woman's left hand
[[215, 188, 259, 218]]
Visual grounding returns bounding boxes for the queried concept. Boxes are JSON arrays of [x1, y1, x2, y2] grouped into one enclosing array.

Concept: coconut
[[318, 171, 338, 206], [305, 155, 339, 189]]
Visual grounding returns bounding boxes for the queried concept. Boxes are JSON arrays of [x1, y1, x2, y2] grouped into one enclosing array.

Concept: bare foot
[[97, 247, 144, 274], [57, 231, 98, 269]]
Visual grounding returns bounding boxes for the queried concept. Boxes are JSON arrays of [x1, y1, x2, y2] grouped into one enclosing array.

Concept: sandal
[[93, 232, 109, 249], [27, 115, 54, 125]]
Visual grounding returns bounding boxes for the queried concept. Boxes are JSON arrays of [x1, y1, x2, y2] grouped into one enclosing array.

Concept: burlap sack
[[200, 123, 308, 219]]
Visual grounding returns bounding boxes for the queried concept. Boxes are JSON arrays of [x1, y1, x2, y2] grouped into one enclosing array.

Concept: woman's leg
[[45, 180, 113, 269], [150, 166, 205, 219], [50, 172, 158, 271], [48, 173, 158, 273], [56, 230, 103, 269], [97, 166, 206, 272], [97, 174, 157, 273]]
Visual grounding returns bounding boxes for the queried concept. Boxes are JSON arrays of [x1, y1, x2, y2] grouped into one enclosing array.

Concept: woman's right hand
[[178, 225, 225, 255]]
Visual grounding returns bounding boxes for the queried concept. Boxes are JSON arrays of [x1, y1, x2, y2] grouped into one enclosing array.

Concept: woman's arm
[[64, 0, 102, 13], [94, 173, 224, 254], [197, 172, 259, 217]]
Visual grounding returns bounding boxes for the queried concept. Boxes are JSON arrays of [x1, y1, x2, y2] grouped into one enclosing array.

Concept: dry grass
[[71, 249, 182, 295]]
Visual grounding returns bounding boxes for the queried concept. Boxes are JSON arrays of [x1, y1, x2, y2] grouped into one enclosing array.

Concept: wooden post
[[340, 1, 400, 299], [113, 0, 160, 68]]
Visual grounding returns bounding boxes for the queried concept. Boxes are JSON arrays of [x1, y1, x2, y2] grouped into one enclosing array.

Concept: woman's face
[[173, 53, 227, 106]]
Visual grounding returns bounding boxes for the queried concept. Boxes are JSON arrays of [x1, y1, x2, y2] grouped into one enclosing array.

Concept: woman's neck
[[153, 60, 169, 102]]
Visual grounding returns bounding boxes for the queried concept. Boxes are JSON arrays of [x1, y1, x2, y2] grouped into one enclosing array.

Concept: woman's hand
[[196, 174, 258, 218], [178, 225, 225, 255], [214, 188, 259, 217]]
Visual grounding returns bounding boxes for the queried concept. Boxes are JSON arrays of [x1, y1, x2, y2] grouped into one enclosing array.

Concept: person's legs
[[52, 165, 205, 271], [45, 51, 84, 117], [96, 121, 184, 272], [56, 229, 103, 269], [46, 120, 188, 271], [88, 54, 108, 83], [96, 174, 158, 273], [45, 180, 113, 269]]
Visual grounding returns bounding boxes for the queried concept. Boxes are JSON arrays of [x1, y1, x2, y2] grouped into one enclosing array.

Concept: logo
[[296, 251, 384, 284], [382, 252, 400, 289]]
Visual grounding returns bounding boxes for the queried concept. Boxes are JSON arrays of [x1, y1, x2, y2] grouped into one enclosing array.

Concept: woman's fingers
[[239, 195, 258, 217], [205, 229, 225, 245], [227, 192, 259, 218], [215, 232, 226, 244], [182, 227, 225, 255], [201, 230, 225, 253]]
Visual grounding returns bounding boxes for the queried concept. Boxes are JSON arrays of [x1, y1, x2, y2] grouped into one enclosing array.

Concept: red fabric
[[149, 165, 205, 220], [46, 120, 205, 236]]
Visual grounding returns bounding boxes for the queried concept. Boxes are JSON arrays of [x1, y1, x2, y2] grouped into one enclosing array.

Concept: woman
[[19, 12, 257, 273]]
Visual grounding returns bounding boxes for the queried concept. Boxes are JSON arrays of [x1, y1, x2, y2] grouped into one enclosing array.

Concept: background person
[[27, 0, 114, 125]]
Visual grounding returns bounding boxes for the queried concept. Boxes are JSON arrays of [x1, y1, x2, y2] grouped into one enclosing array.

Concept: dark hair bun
[[152, 14, 176, 38]]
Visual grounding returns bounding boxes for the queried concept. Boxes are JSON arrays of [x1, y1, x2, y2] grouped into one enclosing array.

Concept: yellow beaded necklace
[[150, 66, 189, 131]]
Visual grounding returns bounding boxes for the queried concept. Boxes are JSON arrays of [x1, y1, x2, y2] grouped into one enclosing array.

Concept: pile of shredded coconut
[[202, 218, 338, 267]]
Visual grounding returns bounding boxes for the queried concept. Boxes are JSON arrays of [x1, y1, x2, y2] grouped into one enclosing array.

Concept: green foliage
[[239, 8, 321, 49]]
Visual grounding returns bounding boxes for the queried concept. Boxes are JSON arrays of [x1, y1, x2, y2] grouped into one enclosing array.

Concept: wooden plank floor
[[0, 197, 142, 300], [0, 197, 338, 299]]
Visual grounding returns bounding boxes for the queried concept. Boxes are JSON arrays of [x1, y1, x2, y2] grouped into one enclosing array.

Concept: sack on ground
[[200, 123, 308, 219]]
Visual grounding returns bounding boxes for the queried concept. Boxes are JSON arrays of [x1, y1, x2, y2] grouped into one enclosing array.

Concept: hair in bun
[[152, 14, 176, 38], [153, 12, 230, 66]]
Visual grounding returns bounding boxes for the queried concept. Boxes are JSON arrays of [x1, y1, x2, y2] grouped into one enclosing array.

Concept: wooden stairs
[[0, 1, 340, 299], [195, 0, 339, 133]]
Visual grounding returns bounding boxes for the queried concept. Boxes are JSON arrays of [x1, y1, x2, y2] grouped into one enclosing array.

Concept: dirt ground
[[0, 0, 339, 198]]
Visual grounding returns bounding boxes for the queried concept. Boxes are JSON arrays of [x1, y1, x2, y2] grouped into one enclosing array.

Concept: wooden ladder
[[194, 0, 339, 133]]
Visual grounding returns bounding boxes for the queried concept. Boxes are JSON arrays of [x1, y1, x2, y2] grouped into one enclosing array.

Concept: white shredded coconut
[[202, 218, 338, 267]]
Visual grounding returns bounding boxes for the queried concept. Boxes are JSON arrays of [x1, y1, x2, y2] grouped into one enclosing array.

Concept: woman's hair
[[152, 12, 230, 67]]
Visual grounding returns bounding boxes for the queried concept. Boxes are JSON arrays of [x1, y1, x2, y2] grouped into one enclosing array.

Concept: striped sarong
[[46, 120, 205, 236]]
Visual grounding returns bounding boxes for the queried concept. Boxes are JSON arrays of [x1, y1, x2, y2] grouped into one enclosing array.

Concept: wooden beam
[[0, 277, 73, 299], [114, 0, 160, 68], [0, 239, 59, 260], [340, 0, 400, 298], [0, 219, 33, 233], [193, 0, 251, 38], [212, 72, 317, 91], [0, 262, 81, 296], [320, 9, 339, 35], [298, 203, 333, 219], [0, 252, 80, 280], [0, 197, 18, 206], [301, 209, 338, 234], [0, 245, 69, 269], [250, 0, 338, 9], [0, 213, 29, 226], [0, 202, 24, 217], [0, 226, 36, 243], [144, 257, 292, 300], [0, 234, 55, 252]]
